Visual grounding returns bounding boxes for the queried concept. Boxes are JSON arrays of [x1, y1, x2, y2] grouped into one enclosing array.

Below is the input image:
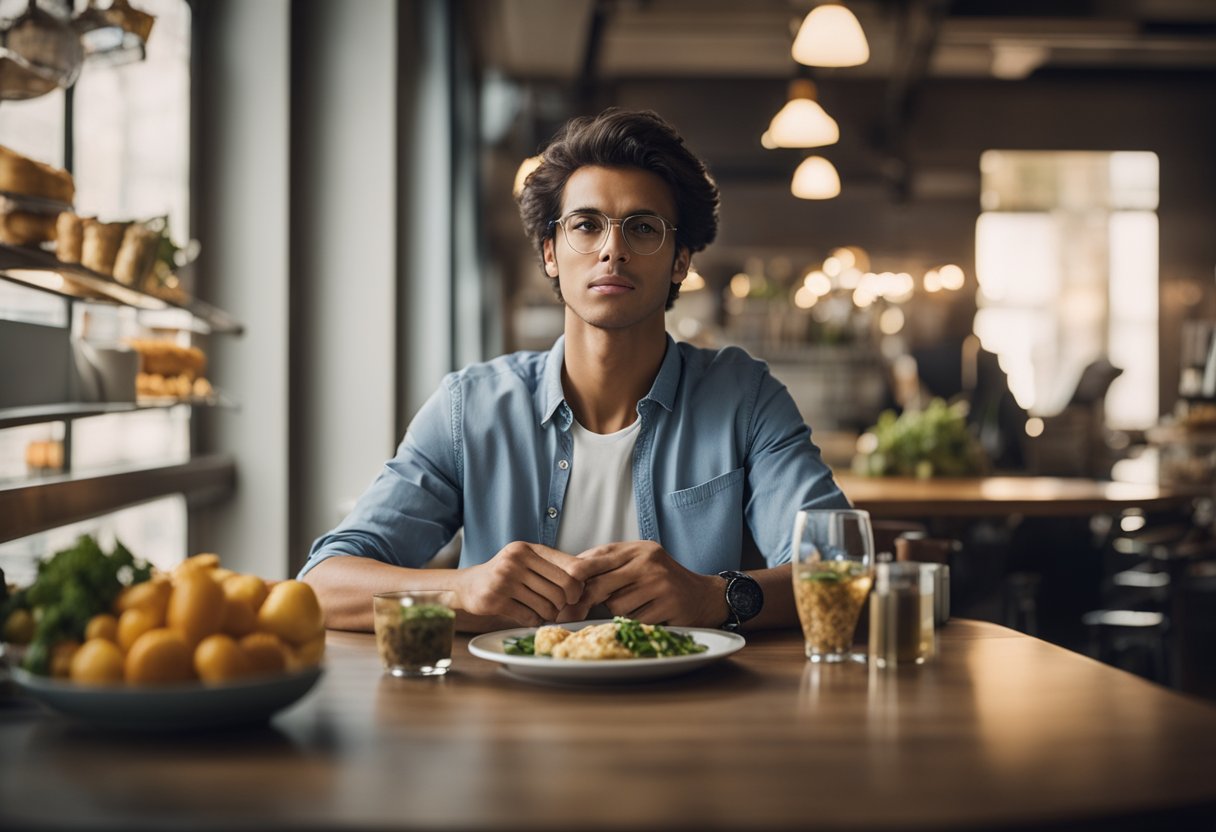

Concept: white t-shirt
[[554, 417, 641, 555]]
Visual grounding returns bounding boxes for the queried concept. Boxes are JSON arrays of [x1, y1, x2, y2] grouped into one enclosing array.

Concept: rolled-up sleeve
[[743, 368, 851, 567], [299, 374, 464, 577]]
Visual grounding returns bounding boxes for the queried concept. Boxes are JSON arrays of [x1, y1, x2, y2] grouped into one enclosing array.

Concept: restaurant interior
[[2, 1, 1216, 828]]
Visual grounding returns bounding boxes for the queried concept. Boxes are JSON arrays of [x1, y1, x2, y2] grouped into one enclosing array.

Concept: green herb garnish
[[401, 603, 455, 622], [504, 634, 535, 655], [613, 616, 707, 657]]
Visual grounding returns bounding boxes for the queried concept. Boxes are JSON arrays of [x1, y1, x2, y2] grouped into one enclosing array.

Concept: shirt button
[[558, 459, 569, 470], [547, 507, 558, 519]]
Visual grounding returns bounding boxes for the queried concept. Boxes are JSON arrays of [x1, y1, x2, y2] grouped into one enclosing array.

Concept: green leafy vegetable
[[612, 617, 707, 658], [400, 603, 455, 621], [853, 398, 988, 479], [503, 634, 535, 656], [6, 535, 152, 675]]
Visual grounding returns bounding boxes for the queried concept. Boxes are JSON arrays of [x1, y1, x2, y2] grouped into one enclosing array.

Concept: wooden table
[[836, 473, 1197, 518], [3, 621, 1215, 830]]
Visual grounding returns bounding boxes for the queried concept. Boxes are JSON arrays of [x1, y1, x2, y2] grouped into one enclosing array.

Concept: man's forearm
[[302, 555, 516, 633], [743, 563, 797, 631]]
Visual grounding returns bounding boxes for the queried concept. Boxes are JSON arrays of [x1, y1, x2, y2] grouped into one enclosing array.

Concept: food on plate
[[0, 535, 325, 687], [0, 144, 74, 203], [503, 617, 709, 660], [81, 219, 129, 275], [793, 562, 873, 655], [373, 599, 455, 673]]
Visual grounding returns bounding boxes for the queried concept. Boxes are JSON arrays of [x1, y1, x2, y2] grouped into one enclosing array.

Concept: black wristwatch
[[718, 570, 763, 632]]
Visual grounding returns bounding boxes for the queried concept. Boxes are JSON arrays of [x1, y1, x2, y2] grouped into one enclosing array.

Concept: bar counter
[[3, 620, 1215, 830]]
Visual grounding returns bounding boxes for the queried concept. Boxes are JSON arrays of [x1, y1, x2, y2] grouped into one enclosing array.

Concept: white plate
[[8, 665, 323, 730], [468, 620, 745, 684]]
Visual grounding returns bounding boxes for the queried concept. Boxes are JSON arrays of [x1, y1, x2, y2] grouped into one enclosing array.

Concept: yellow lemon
[[125, 628, 194, 685], [220, 597, 256, 638], [289, 632, 326, 671], [193, 634, 251, 683], [50, 640, 80, 678], [117, 606, 161, 652], [256, 580, 324, 646], [222, 573, 269, 611], [113, 577, 171, 621], [171, 552, 221, 582], [239, 632, 288, 677], [84, 613, 119, 643], [69, 639, 125, 685], [2, 608, 35, 644], [167, 571, 226, 647]]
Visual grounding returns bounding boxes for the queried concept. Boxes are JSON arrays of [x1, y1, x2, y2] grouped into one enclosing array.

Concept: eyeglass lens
[[562, 212, 669, 255]]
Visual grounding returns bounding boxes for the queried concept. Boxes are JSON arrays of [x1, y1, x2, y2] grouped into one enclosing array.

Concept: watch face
[[726, 576, 763, 621]]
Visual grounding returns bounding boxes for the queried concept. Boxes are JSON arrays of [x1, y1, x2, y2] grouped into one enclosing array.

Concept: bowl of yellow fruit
[[1, 537, 325, 730]]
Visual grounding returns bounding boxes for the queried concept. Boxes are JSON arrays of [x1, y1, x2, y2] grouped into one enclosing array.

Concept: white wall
[[193, 0, 291, 576]]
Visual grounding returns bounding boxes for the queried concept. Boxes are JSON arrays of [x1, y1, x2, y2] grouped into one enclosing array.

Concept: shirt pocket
[[662, 468, 745, 572], [667, 467, 745, 508]]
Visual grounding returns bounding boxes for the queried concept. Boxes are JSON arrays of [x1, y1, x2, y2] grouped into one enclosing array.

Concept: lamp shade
[[791, 156, 841, 199], [766, 80, 838, 148], [792, 4, 870, 68]]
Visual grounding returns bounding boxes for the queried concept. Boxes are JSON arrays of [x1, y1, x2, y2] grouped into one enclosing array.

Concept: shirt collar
[[538, 333, 683, 428]]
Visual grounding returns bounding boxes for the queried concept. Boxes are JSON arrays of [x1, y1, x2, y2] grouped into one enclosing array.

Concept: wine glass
[[791, 509, 876, 662]]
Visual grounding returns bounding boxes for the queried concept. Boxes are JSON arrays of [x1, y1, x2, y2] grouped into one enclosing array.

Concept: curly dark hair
[[516, 108, 720, 310]]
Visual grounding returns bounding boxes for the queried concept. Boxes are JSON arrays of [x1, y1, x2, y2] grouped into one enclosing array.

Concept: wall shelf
[[0, 395, 237, 430], [0, 243, 243, 335], [0, 454, 236, 544]]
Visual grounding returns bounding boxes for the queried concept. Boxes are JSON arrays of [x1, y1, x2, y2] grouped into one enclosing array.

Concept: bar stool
[[1082, 609, 1168, 683]]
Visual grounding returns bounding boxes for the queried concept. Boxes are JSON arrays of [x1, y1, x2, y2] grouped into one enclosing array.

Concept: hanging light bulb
[[791, 156, 841, 200], [792, 4, 870, 68], [512, 155, 542, 196], [766, 79, 839, 148]]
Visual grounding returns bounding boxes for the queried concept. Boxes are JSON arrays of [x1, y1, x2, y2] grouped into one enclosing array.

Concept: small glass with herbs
[[792, 509, 876, 663], [373, 591, 455, 677]]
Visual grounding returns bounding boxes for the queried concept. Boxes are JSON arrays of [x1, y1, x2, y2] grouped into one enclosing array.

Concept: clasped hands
[[454, 540, 725, 629]]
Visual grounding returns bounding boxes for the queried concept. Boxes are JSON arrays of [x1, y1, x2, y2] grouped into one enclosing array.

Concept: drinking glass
[[372, 591, 455, 677], [791, 509, 876, 662]]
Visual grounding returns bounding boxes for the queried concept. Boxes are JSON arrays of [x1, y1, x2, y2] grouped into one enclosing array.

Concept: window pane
[[0, 90, 65, 166]]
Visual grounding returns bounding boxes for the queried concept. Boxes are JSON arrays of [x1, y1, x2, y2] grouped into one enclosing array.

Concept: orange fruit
[[222, 574, 269, 611], [50, 640, 80, 678], [239, 632, 288, 677], [69, 639, 125, 685], [125, 628, 194, 685], [167, 571, 225, 646], [193, 634, 251, 683], [85, 613, 119, 643], [220, 597, 256, 637], [117, 606, 161, 652], [172, 552, 220, 581], [290, 633, 326, 671], [256, 580, 324, 646], [113, 578, 171, 620]]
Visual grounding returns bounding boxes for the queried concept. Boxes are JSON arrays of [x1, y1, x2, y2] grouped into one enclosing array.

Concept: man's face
[[543, 165, 690, 335]]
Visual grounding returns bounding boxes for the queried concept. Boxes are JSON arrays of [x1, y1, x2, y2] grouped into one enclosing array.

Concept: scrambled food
[[504, 617, 707, 660], [793, 561, 873, 654]]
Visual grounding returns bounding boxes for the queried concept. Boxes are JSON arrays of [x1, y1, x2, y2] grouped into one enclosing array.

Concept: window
[[975, 151, 1159, 430]]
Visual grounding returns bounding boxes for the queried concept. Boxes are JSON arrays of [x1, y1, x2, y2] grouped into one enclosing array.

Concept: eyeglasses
[[550, 211, 677, 256]]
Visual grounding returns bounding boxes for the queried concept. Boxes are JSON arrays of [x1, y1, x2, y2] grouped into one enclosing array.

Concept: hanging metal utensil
[[0, 0, 83, 100]]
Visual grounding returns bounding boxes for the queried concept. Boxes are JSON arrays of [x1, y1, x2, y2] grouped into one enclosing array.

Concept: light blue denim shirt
[[301, 335, 849, 577]]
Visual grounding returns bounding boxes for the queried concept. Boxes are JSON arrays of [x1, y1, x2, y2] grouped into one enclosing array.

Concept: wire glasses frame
[[550, 211, 678, 256]]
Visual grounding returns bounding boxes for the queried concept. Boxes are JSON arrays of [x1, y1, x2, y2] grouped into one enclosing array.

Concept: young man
[[301, 109, 848, 633]]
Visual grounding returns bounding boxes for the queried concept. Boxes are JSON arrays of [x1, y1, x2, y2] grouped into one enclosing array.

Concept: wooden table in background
[[837, 473, 1198, 518], [3, 622, 1216, 830]]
